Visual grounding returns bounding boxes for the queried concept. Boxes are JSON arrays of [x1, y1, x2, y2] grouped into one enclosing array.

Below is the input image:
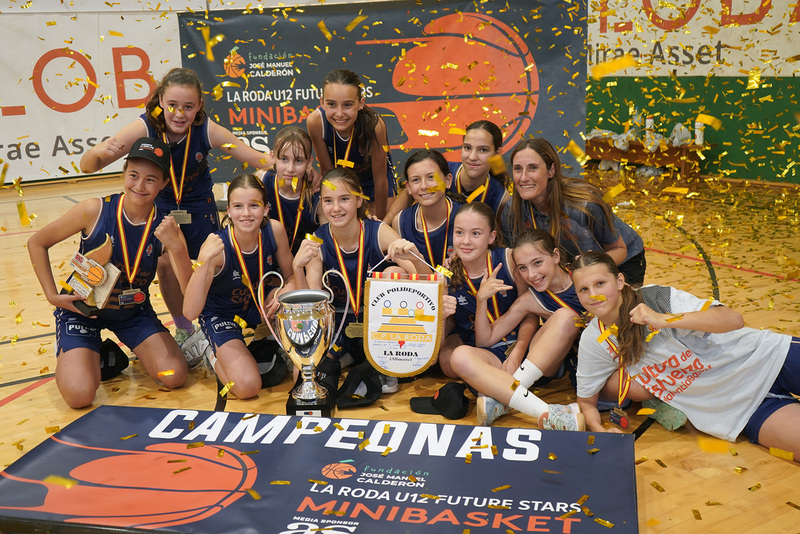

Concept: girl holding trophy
[[28, 137, 192, 408], [183, 174, 296, 400], [449, 229, 587, 430], [293, 168, 429, 394], [392, 149, 461, 270]]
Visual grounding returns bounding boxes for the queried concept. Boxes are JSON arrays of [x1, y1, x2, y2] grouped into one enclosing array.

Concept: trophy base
[[286, 394, 335, 417]]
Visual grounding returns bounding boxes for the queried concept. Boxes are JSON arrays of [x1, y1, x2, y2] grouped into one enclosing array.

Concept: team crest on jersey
[[267, 255, 273, 265], [146, 244, 153, 256], [232, 270, 241, 281], [446, 245, 455, 258], [457, 295, 469, 305], [195, 151, 203, 163]]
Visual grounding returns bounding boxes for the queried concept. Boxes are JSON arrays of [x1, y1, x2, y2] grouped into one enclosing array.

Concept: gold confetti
[[45, 426, 60, 433], [246, 489, 261, 500], [44, 475, 78, 489], [692, 509, 702, 520], [492, 485, 511, 492], [314, 426, 324, 433], [13, 439, 25, 451], [697, 436, 729, 453], [491, 445, 498, 455], [309, 479, 327, 485], [651, 481, 665, 492], [662, 187, 689, 195], [581, 506, 594, 517], [187, 442, 204, 449], [465, 453, 472, 464], [345, 14, 367, 32], [637, 408, 657, 415], [587, 436, 595, 445], [666, 314, 685, 323], [705, 501, 722, 506], [271, 480, 290, 485], [591, 54, 637, 79], [449, 127, 467, 136], [696, 113, 722, 131], [748, 483, 762, 492], [217, 450, 224, 458], [358, 439, 369, 450], [590, 294, 607, 302], [587, 448, 600, 455], [734, 466, 747, 474], [239, 450, 259, 456], [488, 154, 506, 175], [603, 183, 625, 204], [560, 510, 578, 519], [635, 457, 649, 465], [548, 453, 557, 460], [167, 459, 187, 463], [594, 517, 615, 528], [655, 459, 667, 468], [17, 201, 30, 226], [644, 329, 660, 342], [120, 434, 138, 441], [421, 494, 439, 500], [567, 140, 590, 166], [769, 447, 794, 461], [219, 381, 234, 396], [382, 447, 392, 456], [383, 424, 391, 434], [306, 233, 324, 244], [488, 504, 510, 510], [322, 179, 338, 190], [786, 502, 800, 511], [317, 20, 333, 41], [173, 466, 191, 474]]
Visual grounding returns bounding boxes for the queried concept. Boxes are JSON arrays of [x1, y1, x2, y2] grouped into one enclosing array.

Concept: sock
[[173, 315, 194, 332], [508, 386, 549, 419], [513, 360, 544, 390]]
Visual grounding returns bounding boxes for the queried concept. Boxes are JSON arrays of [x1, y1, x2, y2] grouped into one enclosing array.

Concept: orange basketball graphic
[[0, 438, 257, 529], [82, 263, 106, 286], [321, 462, 357, 480], [224, 52, 246, 78]]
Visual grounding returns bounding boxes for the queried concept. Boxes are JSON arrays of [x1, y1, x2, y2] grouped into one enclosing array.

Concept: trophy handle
[[255, 270, 287, 351], [322, 269, 351, 347]]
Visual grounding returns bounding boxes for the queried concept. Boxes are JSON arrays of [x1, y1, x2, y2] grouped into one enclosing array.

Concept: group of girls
[[30, 64, 800, 463]]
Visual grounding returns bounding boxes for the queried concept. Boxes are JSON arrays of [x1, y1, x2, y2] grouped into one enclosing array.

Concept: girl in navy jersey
[[306, 69, 396, 219], [183, 174, 296, 400], [392, 149, 461, 271], [450, 230, 587, 430], [257, 126, 320, 255], [438, 202, 531, 385], [29, 137, 192, 409], [80, 68, 276, 346], [293, 168, 428, 372], [384, 120, 510, 223]]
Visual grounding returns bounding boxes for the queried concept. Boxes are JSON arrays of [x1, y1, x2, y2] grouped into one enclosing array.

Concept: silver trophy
[[258, 271, 349, 417]]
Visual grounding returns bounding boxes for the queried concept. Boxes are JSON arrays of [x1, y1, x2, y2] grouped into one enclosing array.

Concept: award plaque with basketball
[[61, 234, 121, 316]]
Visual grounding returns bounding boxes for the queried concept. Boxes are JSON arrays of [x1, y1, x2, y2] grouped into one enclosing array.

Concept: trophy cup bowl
[[275, 289, 335, 416]]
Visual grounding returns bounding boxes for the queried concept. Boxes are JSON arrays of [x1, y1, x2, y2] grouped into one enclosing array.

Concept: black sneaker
[[99, 339, 128, 381]]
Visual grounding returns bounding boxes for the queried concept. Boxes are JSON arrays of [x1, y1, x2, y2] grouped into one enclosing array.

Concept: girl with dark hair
[[183, 174, 296, 400], [80, 67, 276, 349], [392, 149, 461, 270], [449, 229, 586, 429], [306, 69, 396, 219], [501, 138, 646, 286], [257, 126, 320, 255], [572, 251, 800, 460]]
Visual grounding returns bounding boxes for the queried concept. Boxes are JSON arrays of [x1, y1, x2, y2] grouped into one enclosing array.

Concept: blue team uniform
[[262, 169, 319, 255], [447, 162, 507, 214], [55, 193, 168, 354], [141, 115, 219, 258], [317, 106, 397, 201], [315, 218, 391, 358], [397, 198, 460, 268], [199, 224, 280, 348], [529, 283, 585, 315], [449, 247, 518, 361]]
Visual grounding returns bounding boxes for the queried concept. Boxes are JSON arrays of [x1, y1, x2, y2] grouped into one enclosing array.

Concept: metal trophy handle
[[322, 269, 351, 347], [256, 270, 286, 349]]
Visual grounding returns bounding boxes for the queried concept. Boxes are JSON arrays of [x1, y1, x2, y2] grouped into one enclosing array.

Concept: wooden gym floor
[[1, 169, 799, 533]]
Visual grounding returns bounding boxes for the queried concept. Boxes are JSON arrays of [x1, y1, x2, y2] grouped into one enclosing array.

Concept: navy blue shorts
[[54, 305, 167, 355], [743, 337, 800, 442], [200, 305, 262, 349]]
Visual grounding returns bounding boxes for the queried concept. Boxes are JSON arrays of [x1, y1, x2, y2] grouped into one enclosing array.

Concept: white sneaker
[[180, 328, 213, 369], [539, 402, 585, 431], [379, 374, 399, 394], [477, 395, 511, 426]]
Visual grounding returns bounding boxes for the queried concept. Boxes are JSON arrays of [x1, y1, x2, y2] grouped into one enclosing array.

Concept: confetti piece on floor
[[787, 502, 800, 511], [220, 381, 234, 396], [120, 434, 138, 441], [587, 448, 600, 455], [769, 447, 794, 461], [246, 489, 261, 500], [594, 517, 614, 528], [240, 450, 259, 456], [465, 453, 472, 464], [382, 447, 392, 456], [173, 466, 191, 474], [548, 452, 558, 460], [309, 479, 327, 485], [44, 426, 60, 434], [697, 436, 729, 453], [748, 483, 762, 492], [635, 457, 648, 465], [187, 442, 204, 449], [637, 408, 657, 415], [705, 500, 722, 506], [651, 481, 665, 492], [734, 466, 747, 474], [692, 509, 702, 520], [492, 485, 511, 492], [44, 475, 77, 488], [271, 480, 290, 485], [655, 459, 667, 468]]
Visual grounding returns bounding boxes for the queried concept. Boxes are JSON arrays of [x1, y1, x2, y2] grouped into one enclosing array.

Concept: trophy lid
[[278, 289, 330, 305]]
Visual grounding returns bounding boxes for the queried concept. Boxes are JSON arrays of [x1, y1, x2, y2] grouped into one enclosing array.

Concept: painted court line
[[0, 376, 54, 407]]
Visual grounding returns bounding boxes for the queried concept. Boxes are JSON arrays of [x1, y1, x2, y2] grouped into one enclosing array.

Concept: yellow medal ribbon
[[273, 174, 305, 245], [546, 288, 580, 315], [334, 134, 354, 168], [456, 166, 489, 203], [162, 129, 191, 206], [527, 204, 539, 230], [598, 320, 630, 405], [228, 225, 264, 307], [332, 221, 365, 317], [116, 194, 155, 286], [418, 198, 452, 268], [465, 251, 501, 323]]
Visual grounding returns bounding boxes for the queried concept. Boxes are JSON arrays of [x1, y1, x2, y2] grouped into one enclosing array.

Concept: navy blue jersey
[[447, 161, 507, 214], [449, 247, 518, 346], [262, 169, 320, 255], [315, 218, 389, 318], [141, 114, 215, 213], [201, 224, 279, 321], [529, 282, 585, 315], [317, 106, 397, 201], [397, 198, 460, 268], [81, 193, 165, 318]]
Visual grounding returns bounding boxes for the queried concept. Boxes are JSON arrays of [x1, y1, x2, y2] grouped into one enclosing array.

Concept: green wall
[[586, 76, 800, 184]]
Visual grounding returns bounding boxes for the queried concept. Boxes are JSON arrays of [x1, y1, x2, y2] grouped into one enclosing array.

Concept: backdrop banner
[[178, 0, 587, 179], [0, 405, 637, 533]]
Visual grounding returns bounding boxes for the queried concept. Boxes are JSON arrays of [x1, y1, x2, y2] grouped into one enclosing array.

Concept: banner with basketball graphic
[[0, 405, 637, 533], [363, 274, 444, 377], [177, 0, 588, 178]]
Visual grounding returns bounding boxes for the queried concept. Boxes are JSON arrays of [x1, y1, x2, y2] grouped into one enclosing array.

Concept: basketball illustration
[[224, 51, 246, 78], [321, 462, 357, 480]]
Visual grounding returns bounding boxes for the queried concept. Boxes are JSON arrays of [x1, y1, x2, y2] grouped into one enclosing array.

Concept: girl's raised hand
[[197, 233, 225, 264], [387, 238, 422, 263], [476, 263, 513, 302], [293, 238, 321, 270], [154, 216, 182, 249], [50, 292, 94, 317], [629, 303, 668, 330], [442, 295, 457, 319]]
